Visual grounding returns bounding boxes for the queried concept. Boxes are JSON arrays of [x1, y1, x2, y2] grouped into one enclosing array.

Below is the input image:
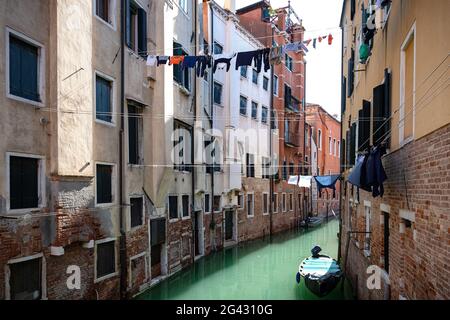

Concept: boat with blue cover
[[296, 246, 342, 297]]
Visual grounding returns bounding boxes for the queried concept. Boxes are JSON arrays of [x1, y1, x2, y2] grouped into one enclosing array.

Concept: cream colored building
[[340, 0, 450, 300]]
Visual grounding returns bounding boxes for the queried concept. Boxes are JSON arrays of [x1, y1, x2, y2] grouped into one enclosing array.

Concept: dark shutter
[[10, 36, 39, 102], [173, 42, 183, 84], [341, 76, 347, 114], [138, 8, 147, 57], [130, 197, 143, 228], [350, 0, 356, 20], [346, 130, 351, 167], [128, 105, 139, 164], [350, 123, 357, 166], [358, 100, 371, 151], [125, 0, 131, 47], [151, 218, 166, 246], [341, 138, 346, 170], [10, 156, 38, 210], [97, 241, 116, 278], [373, 84, 385, 145], [96, 77, 112, 123], [169, 196, 178, 219], [96, 165, 112, 204], [182, 195, 189, 217], [384, 69, 391, 146], [10, 258, 41, 300], [347, 50, 354, 97]]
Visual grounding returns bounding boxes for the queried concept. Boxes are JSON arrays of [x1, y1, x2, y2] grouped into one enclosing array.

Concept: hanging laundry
[[314, 175, 341, 198], [157, 56, 170, 66], [196, 55, 212, 77], [182, 56, 197, 70], [304, 39, 312, 46], [270, 46, 283, 65], [146, 55, 157, 66], [283, 42, 309, 53], [235, 50, 259, 72], [213, 57, 233, 73], [288, 175, 300, 186], [254, 48, 270, 73], [299, 176, 313, 188], [169, 56, 185, 65], [313, 38, 317, 49], [328, 34, 334, 45]]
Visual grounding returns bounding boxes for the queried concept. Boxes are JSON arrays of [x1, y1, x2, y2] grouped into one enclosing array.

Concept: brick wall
[[341, 124, 450, 300]]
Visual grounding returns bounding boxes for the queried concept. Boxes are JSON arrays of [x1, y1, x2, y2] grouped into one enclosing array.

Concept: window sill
[[214, 102, 224, 108], [263, 212, 269, 216], [169, 218, 180, 224], [247, 215, 254, 218], [7, 93, 44, 108], [95, 15, 116, 31], [94, 271, 119, 284], [126, 47, 146, 61], [95, 202, 115, 209], [5, 207, 44, 216], [95, 118, 116, 128], [182, 216, 191, 221]]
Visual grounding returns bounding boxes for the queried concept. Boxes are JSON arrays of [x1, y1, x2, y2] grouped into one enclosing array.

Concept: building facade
[[306, 104, 341, 217], [236, 0, 309, 233], [340, 0, 450, 300]]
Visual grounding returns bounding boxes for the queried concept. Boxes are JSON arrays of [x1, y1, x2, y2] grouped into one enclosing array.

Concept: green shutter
[[138, 8, 147, 57]]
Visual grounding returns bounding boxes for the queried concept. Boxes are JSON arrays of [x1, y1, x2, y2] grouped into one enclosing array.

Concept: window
[[178, 0, 188, 13], [400, 23, 415, 144], [282, 160, 287, 181], [213, 41, 223, 54], [8, 32, 43, 104], [252, 69, 259, 84], [130, 197, 144, 228], [96, 240, 116, 280], [273, 193, 279, 213], [337, 141, 341, 158], [347, 49, 355, 97], [273, 75, 279, 96], [262, 157, 270, 179], [261, 106, 268, 124], [168, 195, 178, 219], [9, 155, 43, 210], [333, 139, 337, 156], [238, 193, 244, 209], [284, 85, 292, 110], [263, 193, 269, 214], [289, 193, 293, 211], [213, 81, 223, 105], [329, 137, 333, 155], [96, 0, 112, 25], [128, 104, 143, 164], [126, 0, 147, 57], [318, 129, 322, 150], [96, 74, 113, 123], [282, 193, 287, 212], [182, 195, 190, 218], [8, 256, 42, 300], [251, 101, 258, 120], [213, 195, 221, 212], [305, 127, 309, 147], [289, 162, 294, 176], [247, 194, 254, 217], [173, 42, 190, 91], [204, 194, 210, 213], [246, 154, 255, 178], [173, 121, 192, 172], [240, 95, 248, 116], [96, 164, 113, 205], [263, 76, 269, 91], [240, 66, 248, 78], [285, 54, 293, 71]]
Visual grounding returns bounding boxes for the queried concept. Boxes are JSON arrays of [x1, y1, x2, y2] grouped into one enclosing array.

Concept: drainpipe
[[269, 26, 274, 238], [209, 1, 216, 251], [119, 0, 128, 300], [191, 0, 198, 264]]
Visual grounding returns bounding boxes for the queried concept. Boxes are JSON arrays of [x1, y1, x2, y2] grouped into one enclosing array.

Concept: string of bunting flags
[[145, 33, 335, 74]]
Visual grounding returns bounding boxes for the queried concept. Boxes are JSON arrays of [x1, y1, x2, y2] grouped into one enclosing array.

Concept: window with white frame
[[7, 254, 44, 300], [263, 193, 269, 215], [273, 75, 279, 96], [168, 195, 179, 220], [333, 138, 337, 156], [282, 193, 287, 212], [273, 193, 279, 213], [7, 29, 45, 106], [130, 196, 144, 228], [213, 81, 223, 105], [238, 193, 244, 209], [213, 41, 223, 55], [96, 163, 114, 205], [95, 239, 117, 281], [7, 153, 45, 212], [96, 73, 114, 124], [173, 121, 192, 172], [126, 0, 147, 57], [247, 193, 254, 217], [182, 195, 190, 218], [289, 193, 293, 211], [338, 141, 341, 158], [95, 0, 116, 27]]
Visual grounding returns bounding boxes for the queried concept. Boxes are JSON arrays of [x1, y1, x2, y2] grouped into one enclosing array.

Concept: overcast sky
[[217, 0, 343, 117]]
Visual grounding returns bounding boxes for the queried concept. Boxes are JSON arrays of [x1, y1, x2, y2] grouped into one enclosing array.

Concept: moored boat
[[296, 246, 342, 297], [299, 216, 323, 228]]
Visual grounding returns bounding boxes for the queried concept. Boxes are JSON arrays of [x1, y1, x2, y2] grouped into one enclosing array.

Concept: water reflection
[[137, 219, 353, 300]]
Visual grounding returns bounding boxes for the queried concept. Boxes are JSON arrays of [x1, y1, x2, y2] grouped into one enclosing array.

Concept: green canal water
[[137, 218, 353, 300]]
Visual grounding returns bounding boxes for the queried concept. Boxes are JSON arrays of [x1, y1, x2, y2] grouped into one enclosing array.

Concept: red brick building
[[237, 1, 308, 231], [306, 104, 341, 216]]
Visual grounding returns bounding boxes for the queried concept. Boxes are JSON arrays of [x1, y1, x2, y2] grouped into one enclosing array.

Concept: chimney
[[224, 0, 236, 13], [277, 9, 287, 31]]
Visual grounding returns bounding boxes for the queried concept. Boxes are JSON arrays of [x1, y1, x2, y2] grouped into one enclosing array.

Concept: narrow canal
[[137, 218, 353, 300]]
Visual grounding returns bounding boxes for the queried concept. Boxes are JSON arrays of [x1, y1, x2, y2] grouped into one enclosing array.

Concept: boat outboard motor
[[311, 246, 322, 258]]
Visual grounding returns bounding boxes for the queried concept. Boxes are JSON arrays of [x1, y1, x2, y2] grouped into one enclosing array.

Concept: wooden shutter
[[350, 123, 357, 166], [341, 76, 347, 113], [384, 69, 391, 146], [138, 8, 147, 57], [373, 84, 385, 145], [350, 0, 356, 20], [358, 100, 371, 151], [128, 105, 139, 164], [347, 50, 354, 97], [346, 130, 351, 167], [173, 42, 183, 84]]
